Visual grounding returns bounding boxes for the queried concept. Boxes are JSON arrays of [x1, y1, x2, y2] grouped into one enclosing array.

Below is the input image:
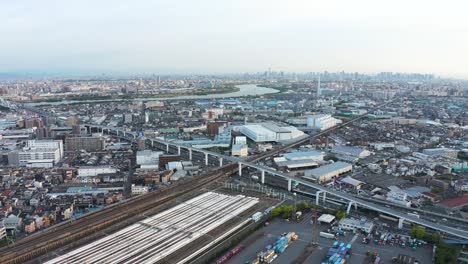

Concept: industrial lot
[[0, 73, 467, 264]]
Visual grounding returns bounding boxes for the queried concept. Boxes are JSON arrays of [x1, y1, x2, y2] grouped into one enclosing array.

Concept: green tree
[[271, 205, 294, 219], [296, 201, 310, 211], [431, 233, 442, 244], [271, 207, 283, 217], [410, 226, 426, 239], [435, 242, 457, 264], [335, 210, 346, 219]]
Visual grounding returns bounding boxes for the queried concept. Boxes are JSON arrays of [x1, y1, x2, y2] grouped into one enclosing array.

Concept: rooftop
[[438, 195, 468, 209], [305, 161, 352, 176]]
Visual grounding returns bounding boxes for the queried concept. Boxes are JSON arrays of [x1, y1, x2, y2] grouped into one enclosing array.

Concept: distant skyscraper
[[317, 77, 321, 97]]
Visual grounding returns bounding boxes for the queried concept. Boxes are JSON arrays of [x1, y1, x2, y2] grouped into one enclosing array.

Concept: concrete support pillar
[[219, 157, 223, 167], [123, 131, 126, 137], [189, 149, 192, 160], [177, 146, 181, 155], [287, 179, 292, 191], [205, 153, 209, 166], [261, 170, 265, 184], [323, 191, 327, 202], [316, 191, 323, 205], [346, 201, 355, 214], [151, 140, 154, 147], [166, 143, 169, 152], [398, 218, 404, 229], [238, 162, 242, 176]]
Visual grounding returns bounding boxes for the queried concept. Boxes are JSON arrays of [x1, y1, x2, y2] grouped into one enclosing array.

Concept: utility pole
[[292, 192, 297, 220]]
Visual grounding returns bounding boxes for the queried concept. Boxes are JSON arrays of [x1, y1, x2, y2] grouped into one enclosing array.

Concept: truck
[[296, 211, 302, 220], [407, 212, 419, 219], [320, 232, 336, 239], [250, 232, 298, 264], [322, 242, 352, 264]]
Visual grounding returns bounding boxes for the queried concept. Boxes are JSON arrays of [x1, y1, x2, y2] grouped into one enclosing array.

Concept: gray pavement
[[227, 213, 433, 264]]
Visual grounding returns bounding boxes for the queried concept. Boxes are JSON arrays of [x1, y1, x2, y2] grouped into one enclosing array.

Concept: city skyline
[[2, 0, 468, 78]]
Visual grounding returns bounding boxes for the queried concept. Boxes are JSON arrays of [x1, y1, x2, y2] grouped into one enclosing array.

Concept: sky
[[1, 0, 468, 78]]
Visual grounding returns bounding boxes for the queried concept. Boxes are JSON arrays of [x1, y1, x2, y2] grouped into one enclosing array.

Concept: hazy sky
[[1, 0, 468, 77]]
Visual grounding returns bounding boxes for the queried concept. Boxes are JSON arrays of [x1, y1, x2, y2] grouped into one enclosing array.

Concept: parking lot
[[227, 212, 433, 264]]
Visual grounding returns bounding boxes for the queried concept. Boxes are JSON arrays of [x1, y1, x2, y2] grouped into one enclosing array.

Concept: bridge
[[87, 124, 468, 239], [3, 96, 468, 240]]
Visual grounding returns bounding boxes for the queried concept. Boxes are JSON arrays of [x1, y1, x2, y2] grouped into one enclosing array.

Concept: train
[[213, 244, 245, 264]]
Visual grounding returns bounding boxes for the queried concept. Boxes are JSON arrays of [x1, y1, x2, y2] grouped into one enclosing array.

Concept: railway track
[[0, 114, 365, 264], [0, 163, 238, 264]]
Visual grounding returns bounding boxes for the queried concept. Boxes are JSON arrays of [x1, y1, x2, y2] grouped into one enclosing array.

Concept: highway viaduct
[[87, 124, 468, 239]]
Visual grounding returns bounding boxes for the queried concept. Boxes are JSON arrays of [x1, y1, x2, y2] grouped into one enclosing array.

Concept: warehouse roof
[[318, 214, 335, 223], [275, 159, 318, 169], [340, 176, 364, 187], [332, 145, 367, 156], [284, 151, 323, 160], [262, 123, 290, 133], [305, 161, 352, 176]]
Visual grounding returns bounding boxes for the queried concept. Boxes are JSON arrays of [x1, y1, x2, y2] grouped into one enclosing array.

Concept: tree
[[296, 201, 310, 211], [271, 205, 294, 219], [335, 210, 346, 219], [410, 226, 426, 239], [435, 242, 457, 264], [431, 233, 442, 244]]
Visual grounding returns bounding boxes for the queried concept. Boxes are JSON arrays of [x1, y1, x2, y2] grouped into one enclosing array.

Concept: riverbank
[[26, 84, 279, 107]]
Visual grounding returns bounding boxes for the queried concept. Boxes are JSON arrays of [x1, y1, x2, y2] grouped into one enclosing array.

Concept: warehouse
[[239, 123, 304, 142], [338, 218, 374, 233], [283, 150, 324, 161], [46, 192, 258, 264], [331, 145, 371, 162], [275, 159, 319, 170], [303, 161, 352, 183]]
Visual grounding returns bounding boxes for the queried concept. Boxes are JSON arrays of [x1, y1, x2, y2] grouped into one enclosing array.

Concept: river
[[25, 84, 279, 106]]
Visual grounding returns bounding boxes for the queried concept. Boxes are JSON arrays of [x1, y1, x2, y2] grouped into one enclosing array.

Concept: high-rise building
[[306, 115, 339, 130], [65, 136, 104, 152], [8, 140, 63, 168], [207, 121, 227, 137], [316, 77, 321, 97], [124, 114, 133, 124], [72, 125, 81, 135], [68, 117, 78, 126]]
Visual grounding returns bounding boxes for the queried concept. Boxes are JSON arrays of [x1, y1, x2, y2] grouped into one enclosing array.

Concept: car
[[441, 218, 448, 221]]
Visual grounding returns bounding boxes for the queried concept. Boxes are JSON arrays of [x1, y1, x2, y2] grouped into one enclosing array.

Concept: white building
[[78, 166, 118, 177], [232, 136, 248, 157], [306, 114, 339, 130], [303, 161, 352, 183], [232, 144, 248, 157], [131, 184, 149, 195], [240, 123, 304, 142], [136, 150, 163, 167], [338, 218, 374, 233], [283, 151, 324, 161], [8, 140, 64, 168], [331, 145, 371, 162], [386, 186, 412, 207]]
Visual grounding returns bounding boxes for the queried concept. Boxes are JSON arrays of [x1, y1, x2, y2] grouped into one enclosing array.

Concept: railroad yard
[[45, 192, 261, 263]]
